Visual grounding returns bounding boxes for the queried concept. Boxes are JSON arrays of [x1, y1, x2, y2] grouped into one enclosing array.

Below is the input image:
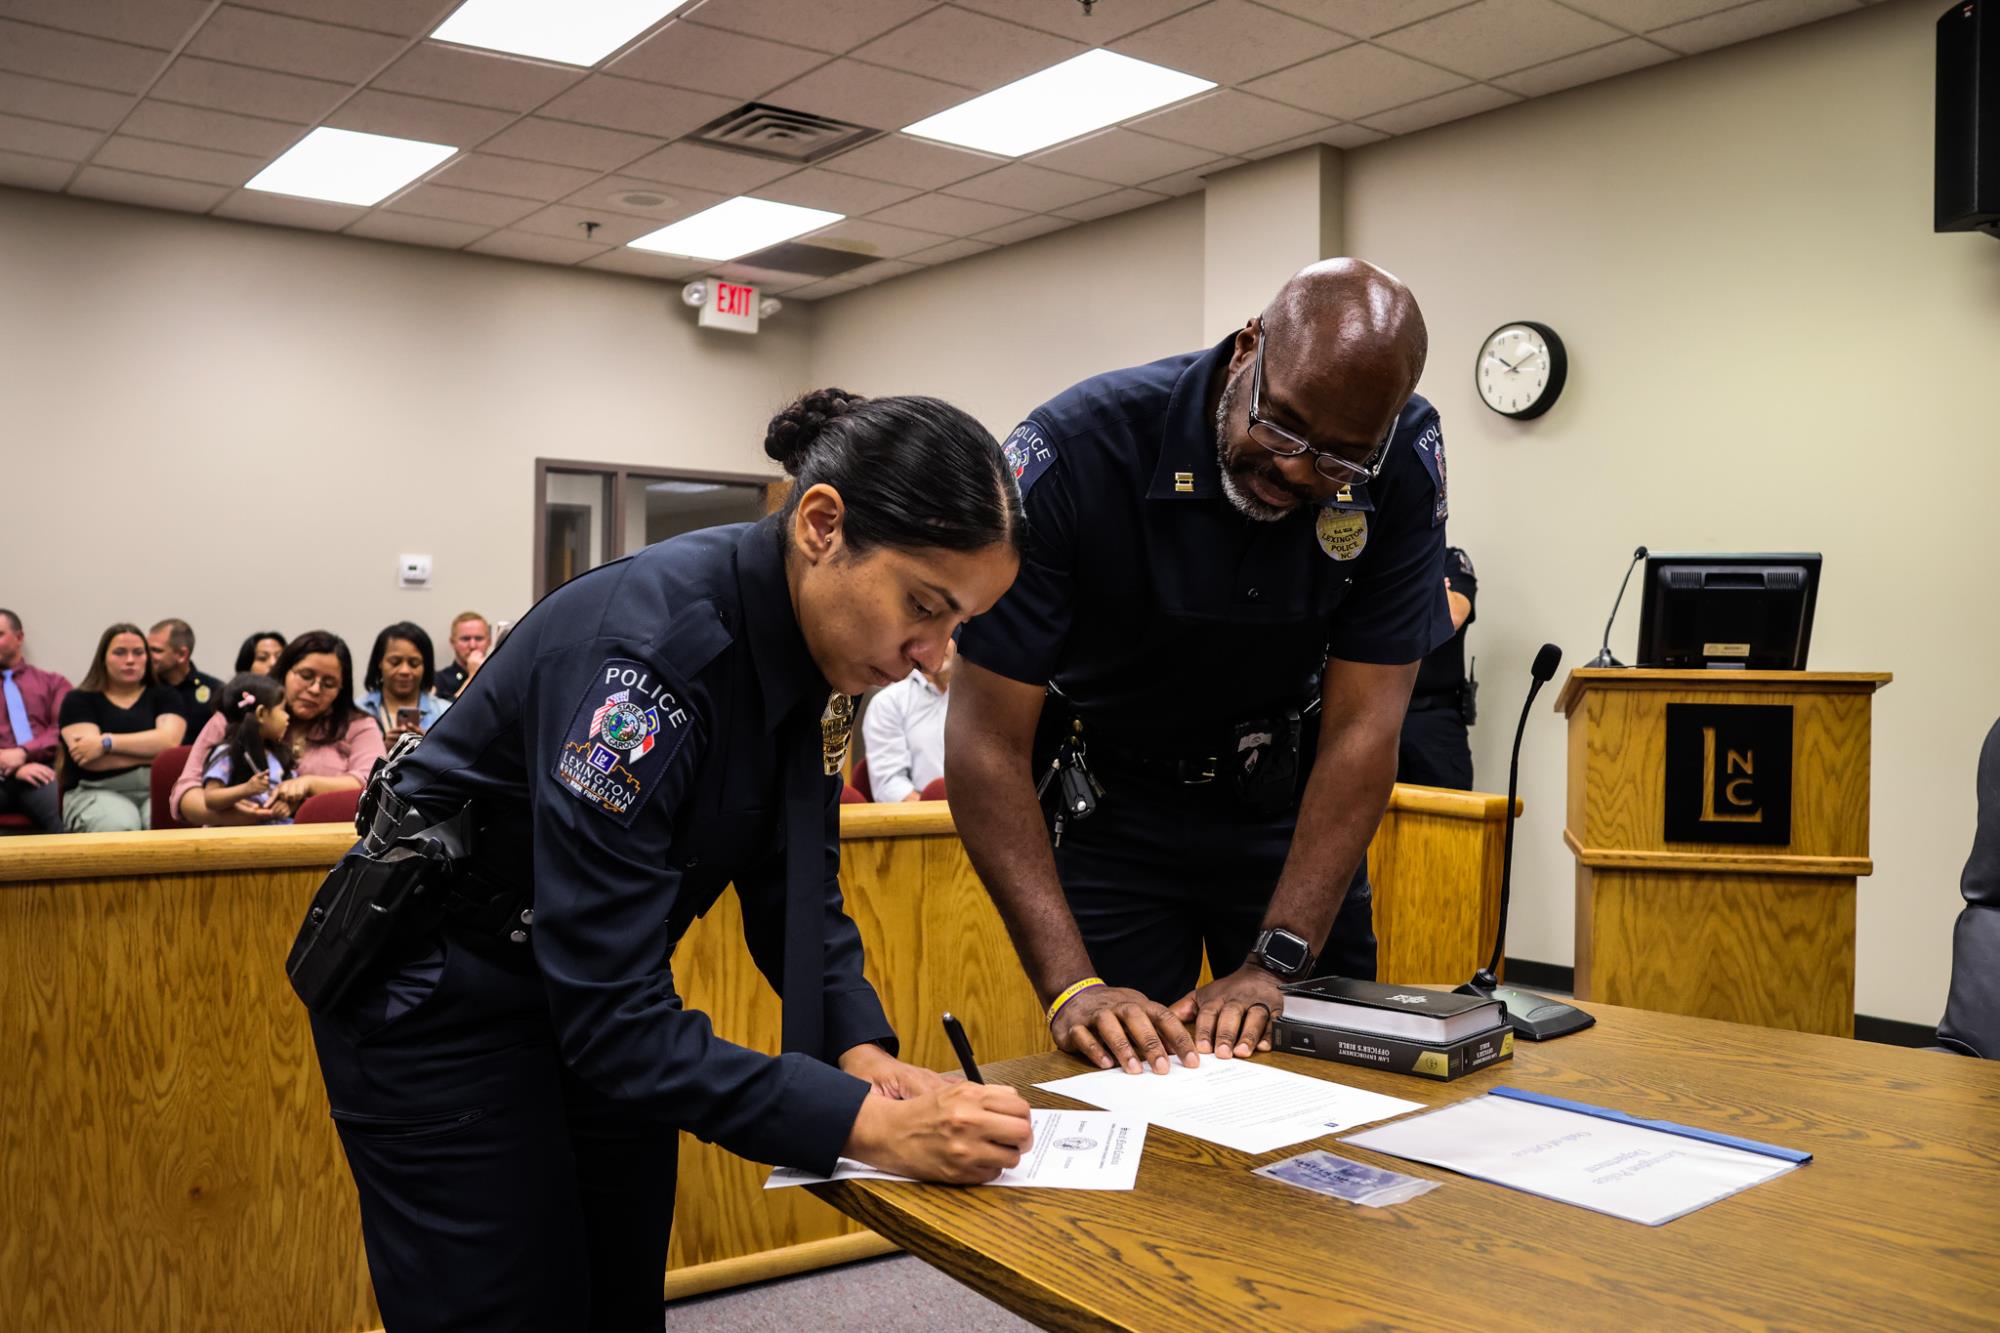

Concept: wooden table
[[812, 1002, 2000, 1331]]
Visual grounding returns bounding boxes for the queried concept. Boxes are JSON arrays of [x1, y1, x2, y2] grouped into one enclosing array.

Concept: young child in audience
[[200, 672, 294, 822]]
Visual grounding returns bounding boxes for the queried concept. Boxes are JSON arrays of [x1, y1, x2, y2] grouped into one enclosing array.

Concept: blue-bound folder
[[1490, 1087, 1814, 1164]]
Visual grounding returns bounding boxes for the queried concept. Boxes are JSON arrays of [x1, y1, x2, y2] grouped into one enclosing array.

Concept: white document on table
[[1036, 1058, 1425, 1156], [764, 1110, 1145, 1191], [1342, 1093, 1803, 1226]]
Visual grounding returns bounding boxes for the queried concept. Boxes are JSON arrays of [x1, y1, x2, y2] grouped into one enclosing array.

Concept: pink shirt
[[0, 661, 72, 763], [171, 710, 385, 818]]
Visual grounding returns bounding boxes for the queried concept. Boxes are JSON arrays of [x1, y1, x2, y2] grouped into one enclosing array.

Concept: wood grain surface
[[815, 1002, 1999, 1333]]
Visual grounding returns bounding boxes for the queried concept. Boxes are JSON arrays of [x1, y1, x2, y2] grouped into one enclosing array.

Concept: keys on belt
[[1036, 719, 1104, 847]]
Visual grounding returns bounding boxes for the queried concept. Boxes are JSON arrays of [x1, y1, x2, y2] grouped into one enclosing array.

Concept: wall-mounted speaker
[[1937, 0, 1999, 236]]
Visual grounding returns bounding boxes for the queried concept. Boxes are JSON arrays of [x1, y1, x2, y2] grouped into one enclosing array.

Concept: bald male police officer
[[948, 260, 1453, 1074]]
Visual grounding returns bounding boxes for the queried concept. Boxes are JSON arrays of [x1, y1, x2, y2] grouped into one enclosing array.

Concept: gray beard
[[1215, 374, 1291, 523]]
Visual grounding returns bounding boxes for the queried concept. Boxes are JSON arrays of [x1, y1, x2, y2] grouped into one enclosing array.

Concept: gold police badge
[[1315, 506, 1368, 561], [821, 692, 855, 776]]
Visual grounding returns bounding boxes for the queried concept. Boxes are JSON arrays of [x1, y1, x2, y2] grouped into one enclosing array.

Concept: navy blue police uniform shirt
[[1414, 546, 1478, 699], [958, 334, 1455, 746], [383, 516, 894, 1176]]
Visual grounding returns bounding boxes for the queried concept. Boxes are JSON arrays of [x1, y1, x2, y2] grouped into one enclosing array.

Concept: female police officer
[[302, 389, 1032, 1331]]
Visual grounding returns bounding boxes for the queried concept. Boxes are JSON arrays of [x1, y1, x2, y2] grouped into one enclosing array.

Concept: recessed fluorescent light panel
[[903, 50, 1214, 157], [432, 0, 689, 67], [246, 127, 456, 206], [629, 198, 844, 261]]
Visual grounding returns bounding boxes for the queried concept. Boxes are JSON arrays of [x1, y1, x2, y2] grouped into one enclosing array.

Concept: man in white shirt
[[862, 641, 954, 802]]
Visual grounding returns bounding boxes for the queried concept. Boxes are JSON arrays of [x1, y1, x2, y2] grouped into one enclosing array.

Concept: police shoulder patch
[[553, 657, 696, 825], [1001, 420, 1057, 493], [1411, 415, 1446, 528], [1452, 547, 1475, 578]]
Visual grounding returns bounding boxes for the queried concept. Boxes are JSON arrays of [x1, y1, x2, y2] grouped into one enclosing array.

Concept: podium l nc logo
[[1662, 703, 1793, 846]]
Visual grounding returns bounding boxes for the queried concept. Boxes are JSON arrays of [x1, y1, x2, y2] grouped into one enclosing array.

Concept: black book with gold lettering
[[1270, 1014, 1515, 1081], [1273, 980, 1513, 1081]]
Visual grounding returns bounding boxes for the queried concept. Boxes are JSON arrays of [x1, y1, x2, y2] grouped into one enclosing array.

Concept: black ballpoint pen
[[941, 1012, 984, 1084]]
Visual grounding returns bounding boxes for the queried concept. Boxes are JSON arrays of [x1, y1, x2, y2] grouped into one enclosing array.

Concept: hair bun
[[765, 387, 867, 470]]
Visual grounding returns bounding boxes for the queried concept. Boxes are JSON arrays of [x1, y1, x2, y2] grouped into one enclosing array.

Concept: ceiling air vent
[[690, 103, 882, 164]]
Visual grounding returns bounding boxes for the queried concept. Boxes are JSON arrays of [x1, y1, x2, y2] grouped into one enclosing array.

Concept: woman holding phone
[[358, 621, 450, 744]]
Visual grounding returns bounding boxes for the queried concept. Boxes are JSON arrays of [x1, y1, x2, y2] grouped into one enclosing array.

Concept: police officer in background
[[1399, 546, 1478, 789], [302, 390, 1030, 1331], [948, 260, 1453, 1076]]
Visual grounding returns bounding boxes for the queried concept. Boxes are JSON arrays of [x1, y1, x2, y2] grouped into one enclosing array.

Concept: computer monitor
[[1634, 552, 1822, 670]]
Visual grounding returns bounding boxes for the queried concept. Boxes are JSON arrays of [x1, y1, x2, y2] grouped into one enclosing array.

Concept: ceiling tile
[[1554, 0, 1763, 31], [679, 0, 936, 55], [0, 111, 101, 161], [787, 275, 861, 300], [372, 43, 585, 112], [0, 19, 163, 93], [951, 0, 1206, 42], [185, 6, 403, 85], [843, 257, 919, 285], [236, 0, 454, 38], [608, 19, 827, 98], [513, 203, 667, 246], [561, 174, 727, 220], [469, 229, 613, 265], [1243, 43, 1468, 120], [620, 139, 796, 192], [1373, 0, 1625, 79], [803, 215, 951, 258], [817, 133, 1000, 188], [944, 162, 1108, 211], [150, 56, 351, 121], [1140, 156, 1241, 194], [1111, 0, 1349, 84], [1317, 121, 1388, 148], [0, 0, 209, 50], [68, 163, 226, 211], [0, 71, 131, 130], [1357, 81, 1520, 134], [539, 75, 736, 141], [975, 213, 1074, 246], [385, 180, 541, 226], [579, 247, 707, 280], [91, 134, 264, 186], [431, 151, 601, 200], [1052, 186, 1168, 221], [0, 146, 71, 188], [868, 191, 1029, 235], [713, 260, 804, 286], [345, 209, 491, 248], [851, 8, 1085, 93], [1647, 0, 1859, 55], [326, 89, 517, 147], [901, 236, 993, 264], [765, 59, 973, 132], [214, 188, 365, 230], [1251, 0, 1466, 37], [1125, 90, 1334, 156], [1493, 35, 1674, 96], [121, 100, 304, 156], [1026, 127, 1217, 186], [479, 116, 661, 171], [755, 166, 918, 214]]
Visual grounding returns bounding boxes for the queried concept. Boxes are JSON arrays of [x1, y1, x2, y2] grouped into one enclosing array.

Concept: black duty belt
[[1407, 690, 1462, 713], [1088, 742, 1223, 786]]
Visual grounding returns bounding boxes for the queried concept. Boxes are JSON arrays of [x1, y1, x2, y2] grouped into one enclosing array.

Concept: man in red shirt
[[0, 609, 72, 833]]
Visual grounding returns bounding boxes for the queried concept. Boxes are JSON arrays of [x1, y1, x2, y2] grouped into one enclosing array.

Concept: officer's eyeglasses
[[1247, 328, 1397, 484]]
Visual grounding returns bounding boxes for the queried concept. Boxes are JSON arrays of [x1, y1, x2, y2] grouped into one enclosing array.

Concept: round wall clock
[[1475, 321, 1567, 419]]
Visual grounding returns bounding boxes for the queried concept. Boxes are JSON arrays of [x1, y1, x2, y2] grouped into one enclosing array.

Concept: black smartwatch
[[1249, 926, 1315, 980]]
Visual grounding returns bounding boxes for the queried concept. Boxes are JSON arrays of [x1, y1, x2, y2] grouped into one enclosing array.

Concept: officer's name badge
[[1316, 506, 1368, 561], [1174, 471, 1194, 493], [555, 659, 693, 824]]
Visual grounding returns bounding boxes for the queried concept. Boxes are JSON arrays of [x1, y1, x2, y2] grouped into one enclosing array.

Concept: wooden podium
[[1557, 669, 1890, 1036]]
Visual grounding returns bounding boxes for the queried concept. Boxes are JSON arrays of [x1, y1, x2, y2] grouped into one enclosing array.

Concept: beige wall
[[1, 185, 805, 685]]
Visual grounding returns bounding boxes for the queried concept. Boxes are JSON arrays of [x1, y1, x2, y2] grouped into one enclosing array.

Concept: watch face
[[1263, 930, 1311, 974], [1477, 323, 1561, 419]]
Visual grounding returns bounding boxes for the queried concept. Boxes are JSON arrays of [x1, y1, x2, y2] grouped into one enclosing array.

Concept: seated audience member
[[171, 630, 383, 826], [58, 623, 189, 832], [862, 638, 955, 802], [235, 630, 287, 676], [1398, 547, 1478, 790], [434, 611, 489, 701], [1938, 717, 2000, 1059], [148, 617, 223, 733], [198, 672, 295, 825], [359, 621, 450, 744], [0, 608, 71, 833]]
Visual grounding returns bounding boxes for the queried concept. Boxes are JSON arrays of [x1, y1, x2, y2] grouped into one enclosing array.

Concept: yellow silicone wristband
[[1047, 977, 1106, 1024]]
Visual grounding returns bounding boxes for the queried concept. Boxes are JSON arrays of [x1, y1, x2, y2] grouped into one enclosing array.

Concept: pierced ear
[[792, 483, 845, 563]]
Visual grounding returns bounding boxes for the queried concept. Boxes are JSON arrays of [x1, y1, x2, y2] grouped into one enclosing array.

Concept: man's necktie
[[2, 670, 34, 750]]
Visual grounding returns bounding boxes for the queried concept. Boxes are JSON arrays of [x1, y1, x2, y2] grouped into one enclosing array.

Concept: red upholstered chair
[[850, 756, 873, 802], [840, 784, 866, 804], [151, 744, 193, 830], [295, 787, 362, 826], [919, 777, 947, 802], [0, 812, 36, 836]]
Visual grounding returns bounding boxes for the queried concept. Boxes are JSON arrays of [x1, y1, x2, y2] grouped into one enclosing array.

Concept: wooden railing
[[0, 786, 1513, 1331]]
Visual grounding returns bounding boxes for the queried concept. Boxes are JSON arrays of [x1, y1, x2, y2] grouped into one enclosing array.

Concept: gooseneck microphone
[[1457, 642, 1595, 1040], [1588, 546, 1648, 668]]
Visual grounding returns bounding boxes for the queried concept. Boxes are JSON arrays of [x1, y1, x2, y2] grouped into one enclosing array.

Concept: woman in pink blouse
[[172, 630, 384, 825]]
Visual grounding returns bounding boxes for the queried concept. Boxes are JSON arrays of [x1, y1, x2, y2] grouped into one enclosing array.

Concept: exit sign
[[698, 278, 760, 334]]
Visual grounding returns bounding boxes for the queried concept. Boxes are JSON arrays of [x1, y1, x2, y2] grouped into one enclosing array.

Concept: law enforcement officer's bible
[[1273, 978, 1513, 1081]]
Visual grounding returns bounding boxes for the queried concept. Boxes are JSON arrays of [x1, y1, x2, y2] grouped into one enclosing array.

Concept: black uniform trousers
[[309, 928, 678, 1333], [1397, 701, 1473, 791], [1055, 761, 1377, 1000]]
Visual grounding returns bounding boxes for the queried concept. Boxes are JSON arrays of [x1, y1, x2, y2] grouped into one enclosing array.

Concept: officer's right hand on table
[[843, 1082, 1035, 1184], [1052, 984, 1199, 1075]]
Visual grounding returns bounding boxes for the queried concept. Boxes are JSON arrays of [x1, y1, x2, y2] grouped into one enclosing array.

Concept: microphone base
[[1587, 648, 1624, 668], [1455, 979, 1597, 1041]]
